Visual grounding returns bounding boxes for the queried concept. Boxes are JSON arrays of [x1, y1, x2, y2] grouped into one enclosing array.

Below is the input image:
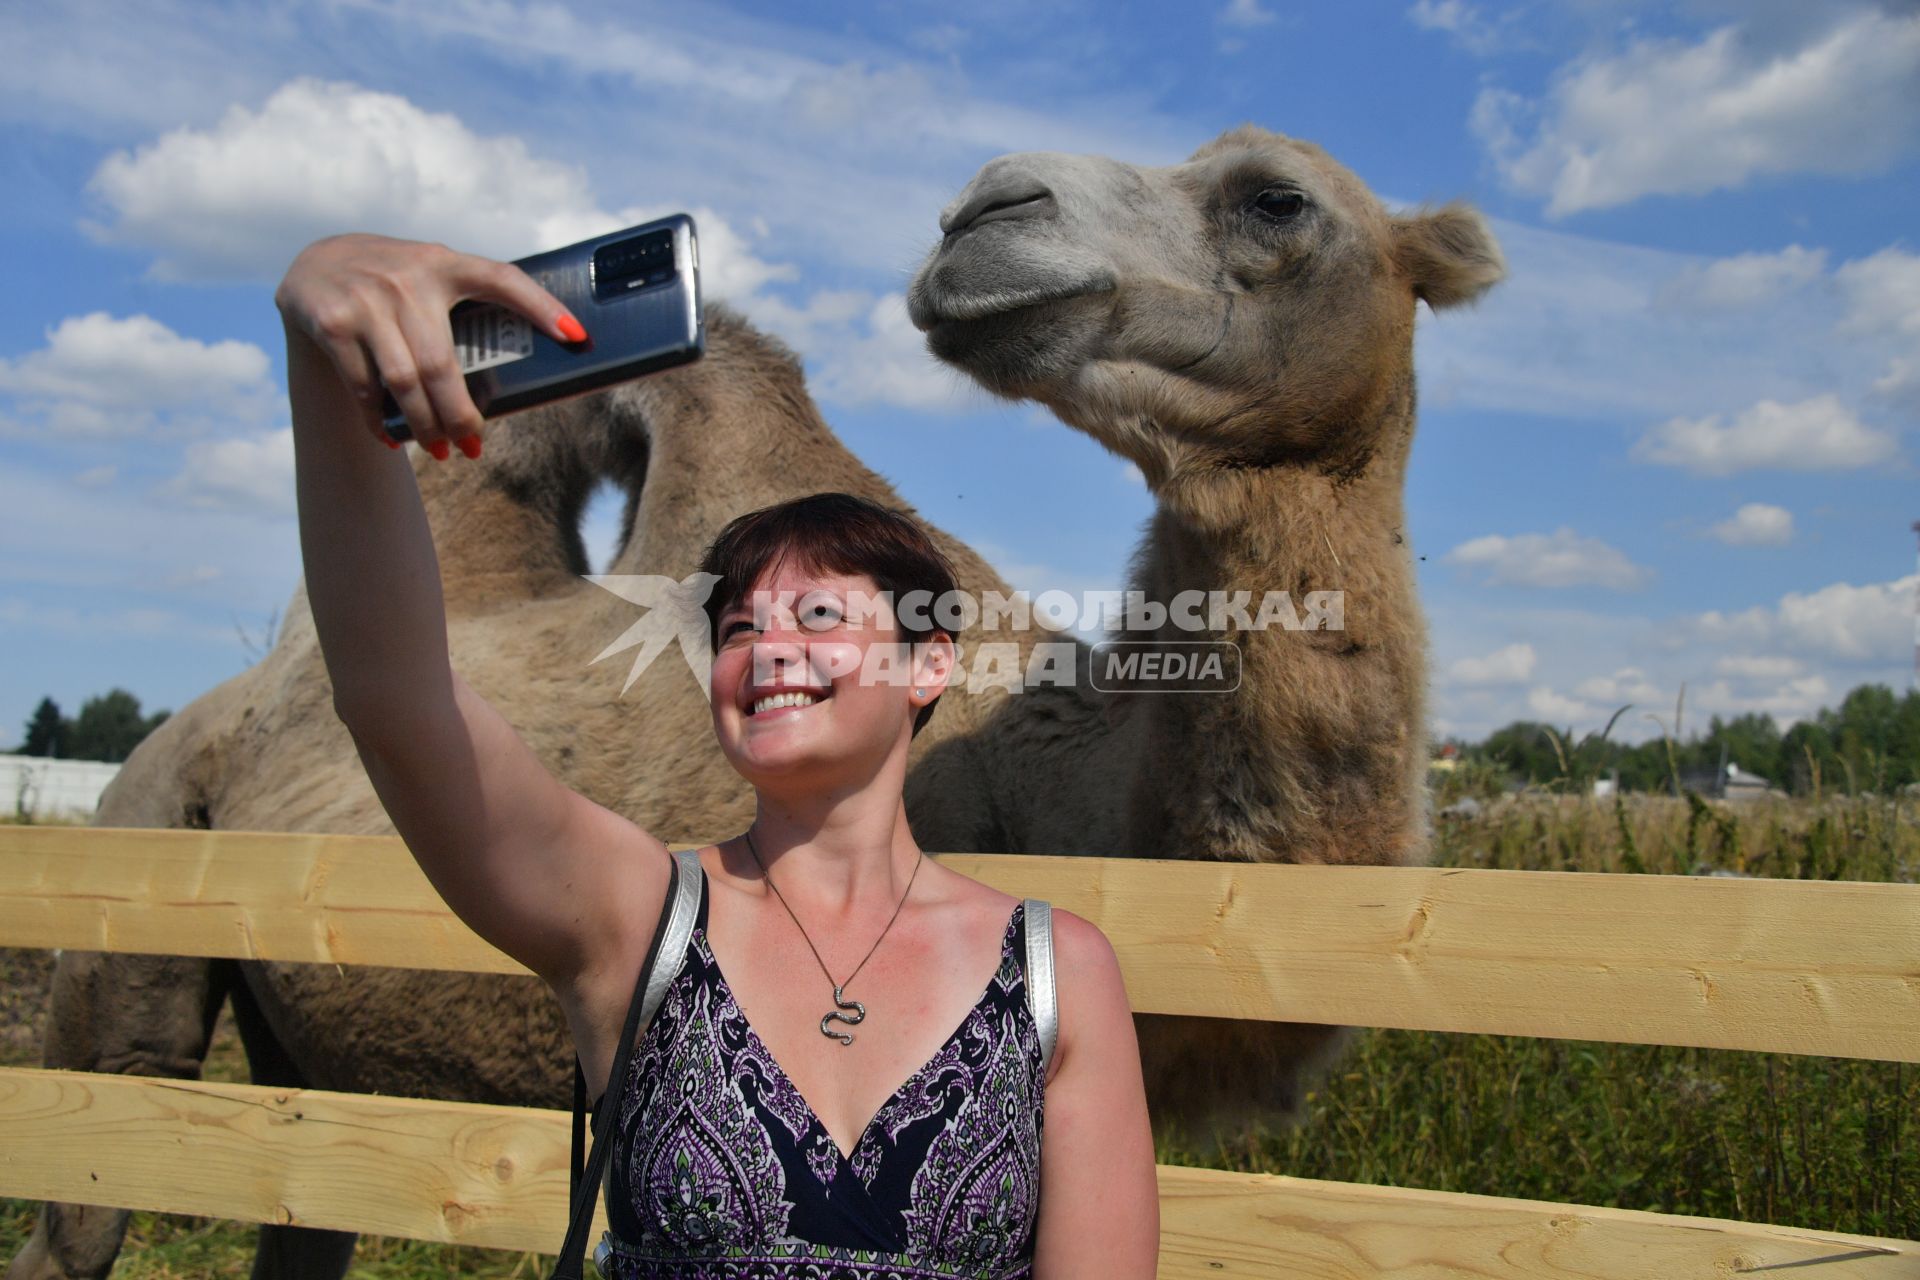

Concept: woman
[[278, 232, 1160, 1276]]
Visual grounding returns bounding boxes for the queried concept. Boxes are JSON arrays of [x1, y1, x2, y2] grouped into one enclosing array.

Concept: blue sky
[[2, 0, 1917, 750]]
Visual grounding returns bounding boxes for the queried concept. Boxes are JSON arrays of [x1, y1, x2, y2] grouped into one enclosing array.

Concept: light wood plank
[[1, 1067, 1911, 1277], [4, 826, 1918, 1060]]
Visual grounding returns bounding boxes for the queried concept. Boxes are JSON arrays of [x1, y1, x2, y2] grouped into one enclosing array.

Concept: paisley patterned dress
[[599, 865, 1047, 1279]]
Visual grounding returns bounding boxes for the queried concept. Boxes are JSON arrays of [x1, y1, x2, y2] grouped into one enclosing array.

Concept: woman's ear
[[911, 631, 957, 701], [1391, 202, 1506, 310]]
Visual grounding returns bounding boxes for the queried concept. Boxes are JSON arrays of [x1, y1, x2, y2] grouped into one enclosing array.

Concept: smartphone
[[381, 214, 704, 440]]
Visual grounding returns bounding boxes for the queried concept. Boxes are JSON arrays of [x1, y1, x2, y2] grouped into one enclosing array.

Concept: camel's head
[[907, 124, 1504, 484]]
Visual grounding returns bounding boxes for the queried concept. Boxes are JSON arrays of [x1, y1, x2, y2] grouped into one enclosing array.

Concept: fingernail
[[556, 313, 587, 344], [383, 436, 402, 450], [456, 434, 482, 459], [427, 439, 451, 462]]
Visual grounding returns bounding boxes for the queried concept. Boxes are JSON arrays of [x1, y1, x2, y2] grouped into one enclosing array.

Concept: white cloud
[[1659, 245, 1827, 310], [744, 290, 984, 413], [1573, 666, 1663, 704], [1836, 245, 1920, 411], [330, 0, 1189, 273], [1526, 685, 1599, 725], [1715, 654, 1802, 680], [0, 0, 279, 140], [1425, 572, 1913, 742], [1443, 527, 1651, 590], [1708, 502, 1794, 547], [1410, 218, 1877, 424], [86, 78, 794, 296], [1633, 394, 1898, 474], [1691, 573, 1918, 662], [0, 597, 234, 644], [1473, 9, 1920, 216], [1838, 246, 1920, 340], [157, 427, 297, 519], [1447, 642, 1537, 686], [1220, 0, 1277, 27], [88, 78, 598, 280], [1406, 0, 1517, 55], [0, 312, 274, 438]]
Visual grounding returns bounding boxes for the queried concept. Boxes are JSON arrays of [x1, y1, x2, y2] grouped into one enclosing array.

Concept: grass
[[1152, 787, 1919, 1242], [3, 790, 1916, 1270]]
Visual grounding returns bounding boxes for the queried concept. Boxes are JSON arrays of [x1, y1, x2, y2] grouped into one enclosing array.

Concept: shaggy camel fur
[[906, 123, 1505, 1144], [9, 125, 1501, 1279]]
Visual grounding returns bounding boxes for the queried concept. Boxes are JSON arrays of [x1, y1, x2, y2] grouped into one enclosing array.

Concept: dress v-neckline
[[695, 868, 1023, 1168]]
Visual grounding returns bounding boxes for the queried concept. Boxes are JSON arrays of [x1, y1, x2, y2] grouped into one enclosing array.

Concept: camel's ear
[[1392, 203, 1505, 309]]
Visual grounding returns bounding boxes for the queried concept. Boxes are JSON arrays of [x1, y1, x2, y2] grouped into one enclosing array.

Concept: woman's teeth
[[751, 690, 821, 715]]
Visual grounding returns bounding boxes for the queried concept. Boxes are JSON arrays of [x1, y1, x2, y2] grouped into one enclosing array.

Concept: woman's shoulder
[[1041, 906, 1120, 979]]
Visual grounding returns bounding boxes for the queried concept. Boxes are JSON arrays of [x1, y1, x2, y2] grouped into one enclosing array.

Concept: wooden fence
[[1, 825, 1916, 1276]]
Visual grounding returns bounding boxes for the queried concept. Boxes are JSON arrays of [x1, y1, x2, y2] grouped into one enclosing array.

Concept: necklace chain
[[742, 828, 922, 1044]]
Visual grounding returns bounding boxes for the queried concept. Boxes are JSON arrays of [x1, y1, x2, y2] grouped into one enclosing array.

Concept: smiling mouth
[[749, 690, 826, 717]]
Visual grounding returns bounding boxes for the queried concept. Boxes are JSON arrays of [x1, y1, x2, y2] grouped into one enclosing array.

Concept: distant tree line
[[7, 691, 171, 764], [1439, 682, 1920, 797]]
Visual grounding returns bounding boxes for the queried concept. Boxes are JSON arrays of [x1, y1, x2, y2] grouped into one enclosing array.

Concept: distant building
[[1680, 759, 1784, 801], [0, 754, 120, 821]]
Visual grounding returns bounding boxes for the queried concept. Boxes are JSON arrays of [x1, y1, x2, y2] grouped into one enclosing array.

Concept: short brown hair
[[698, 492, 959, 736]]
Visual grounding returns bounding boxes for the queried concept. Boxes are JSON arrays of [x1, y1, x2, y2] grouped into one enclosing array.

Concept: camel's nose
[[939, 162, 1056, 237]]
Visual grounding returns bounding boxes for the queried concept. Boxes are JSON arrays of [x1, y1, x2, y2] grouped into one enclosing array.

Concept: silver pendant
[[820, 984, 865, 1045]]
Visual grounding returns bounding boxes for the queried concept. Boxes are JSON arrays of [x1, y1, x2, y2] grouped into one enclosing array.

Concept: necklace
[[742, 828, 923, 1046]]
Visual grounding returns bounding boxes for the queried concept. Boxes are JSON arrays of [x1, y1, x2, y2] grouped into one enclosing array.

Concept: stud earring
[[914, 688, 925, 698]]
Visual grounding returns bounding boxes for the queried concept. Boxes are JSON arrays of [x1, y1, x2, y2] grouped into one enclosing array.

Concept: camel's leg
[[5, 951, 228, 1280], [1134, 1013, 1356, 1160], [225, 968, 359, 1280]]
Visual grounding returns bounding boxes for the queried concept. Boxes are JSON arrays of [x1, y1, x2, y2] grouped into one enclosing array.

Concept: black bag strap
[[549, 848, 695, 1279]]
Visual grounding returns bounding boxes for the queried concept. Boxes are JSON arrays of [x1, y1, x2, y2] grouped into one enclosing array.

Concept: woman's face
[[709, 561, 948, 788]]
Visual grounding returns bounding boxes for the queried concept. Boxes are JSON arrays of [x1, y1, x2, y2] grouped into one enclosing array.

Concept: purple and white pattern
[[604, 876, 1044, 1279]]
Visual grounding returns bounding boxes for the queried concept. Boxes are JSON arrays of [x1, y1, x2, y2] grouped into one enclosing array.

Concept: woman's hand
[[274, 234, 585, 459]]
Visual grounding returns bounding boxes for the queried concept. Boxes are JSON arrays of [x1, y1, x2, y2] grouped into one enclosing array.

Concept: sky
[[2, 0, 1917, 753]]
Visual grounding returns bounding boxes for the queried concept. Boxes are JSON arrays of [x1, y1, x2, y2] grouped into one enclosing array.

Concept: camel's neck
[[1137, 363, 1416, 612], [1108, 368, 1428, 866], [612, 307, 876, 577]]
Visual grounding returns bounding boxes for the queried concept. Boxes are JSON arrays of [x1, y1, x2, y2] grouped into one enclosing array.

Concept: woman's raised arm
[[282, 234, 671, 992]]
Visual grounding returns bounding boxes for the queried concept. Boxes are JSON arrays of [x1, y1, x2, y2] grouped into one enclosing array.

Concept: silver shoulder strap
[[598, 846, 704, 1253], [640, 848, 703, 1033], [1022, 898, 1059, 1072]]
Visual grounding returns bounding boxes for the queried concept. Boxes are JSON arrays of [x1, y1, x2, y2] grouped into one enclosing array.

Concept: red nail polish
[[427, 439, 451, 461], [456, 434, 482, 459], [556, 314, 587, 344], [384, 436, 402, 450]]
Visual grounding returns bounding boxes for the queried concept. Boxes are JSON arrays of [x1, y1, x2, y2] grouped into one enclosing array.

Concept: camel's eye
[[1251, 189, 1306, 222]]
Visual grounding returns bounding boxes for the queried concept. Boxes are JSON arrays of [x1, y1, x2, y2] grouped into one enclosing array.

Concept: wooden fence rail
[[1, 826, 1916, 1276], [5, 826, 1916, 1060]]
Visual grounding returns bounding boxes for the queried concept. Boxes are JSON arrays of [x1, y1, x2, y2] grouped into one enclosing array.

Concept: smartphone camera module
[[592, 229, 679, 302]]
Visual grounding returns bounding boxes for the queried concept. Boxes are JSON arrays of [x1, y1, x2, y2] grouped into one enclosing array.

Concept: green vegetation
[[1444, 681, 1920, 798], [3, 791, 1915, 1269], [8, 691, 171, 764], [1157, 788, 1917, 1243]]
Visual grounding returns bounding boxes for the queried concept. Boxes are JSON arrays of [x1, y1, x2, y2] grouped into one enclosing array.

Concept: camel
[[903, 122, 1504, 1136], [9, 124, 1502, 1279]]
